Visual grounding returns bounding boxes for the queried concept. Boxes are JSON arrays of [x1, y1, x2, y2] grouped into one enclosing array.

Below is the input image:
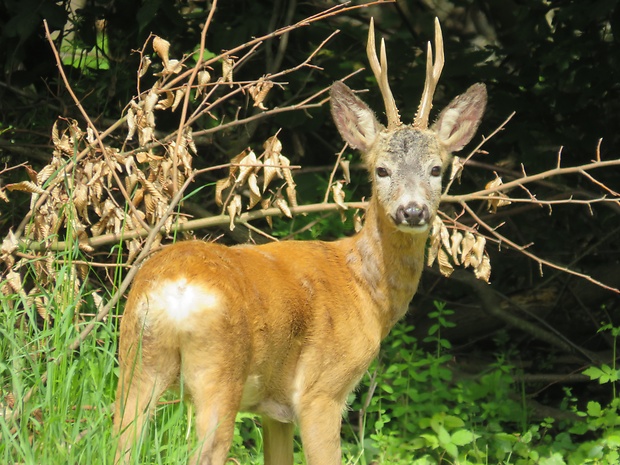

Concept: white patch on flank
[[147, 278, 220, 325], [291, 361, 306, 412], [240, 374, 262, 408]]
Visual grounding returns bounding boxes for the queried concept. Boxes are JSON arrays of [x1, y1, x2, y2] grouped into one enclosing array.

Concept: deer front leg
[[262, 416, 294, 465], [297, 394, 343, 465]]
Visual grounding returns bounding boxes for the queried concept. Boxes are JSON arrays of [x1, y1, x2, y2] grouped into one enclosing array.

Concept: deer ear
[[432, 83, 487, 153], [331, 81, 382, 153]]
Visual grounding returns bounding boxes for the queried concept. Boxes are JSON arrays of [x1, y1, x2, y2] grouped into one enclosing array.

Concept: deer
[[113, 17, 487, 465]]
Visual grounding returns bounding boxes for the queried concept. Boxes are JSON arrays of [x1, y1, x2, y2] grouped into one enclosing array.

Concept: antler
[[413, 18, 444, 129], [367, 18, 401, 129]]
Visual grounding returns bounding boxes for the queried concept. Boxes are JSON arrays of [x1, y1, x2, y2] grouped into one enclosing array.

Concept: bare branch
[[444, 158, 620, 203], [460, 201, 620, 293]]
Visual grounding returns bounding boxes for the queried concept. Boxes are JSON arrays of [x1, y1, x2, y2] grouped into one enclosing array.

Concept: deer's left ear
[[432, 83, 487, 153]]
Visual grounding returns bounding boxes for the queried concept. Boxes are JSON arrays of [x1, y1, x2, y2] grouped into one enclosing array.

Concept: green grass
[[2, 261, 620, 464]]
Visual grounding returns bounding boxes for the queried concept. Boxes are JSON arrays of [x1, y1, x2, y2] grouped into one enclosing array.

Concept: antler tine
[[413, 18, 445, 129], [367, 18, 401, 129]]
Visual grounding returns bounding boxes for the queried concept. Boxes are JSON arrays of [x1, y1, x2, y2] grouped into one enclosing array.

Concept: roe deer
[[114, 18, 487, 465]]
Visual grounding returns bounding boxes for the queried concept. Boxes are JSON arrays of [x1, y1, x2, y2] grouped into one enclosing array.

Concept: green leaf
[[443, 415, 465, 429], [451, 429, 475, 446], [381, 383, 394, 394], [587, 401, 602, 417], [437, 426, 451, 446], [443, 442, 458, 459], [583, 365, 599, 378]]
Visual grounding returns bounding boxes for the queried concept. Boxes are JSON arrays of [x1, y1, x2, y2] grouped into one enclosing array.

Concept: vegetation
[[1, 0, 619, 463]]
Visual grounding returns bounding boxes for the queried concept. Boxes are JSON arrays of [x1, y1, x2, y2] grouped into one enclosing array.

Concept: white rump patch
[[150, 278, 220, 323]]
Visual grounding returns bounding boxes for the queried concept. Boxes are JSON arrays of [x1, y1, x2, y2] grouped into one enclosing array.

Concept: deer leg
[[182, 351, 245, 465], [297, 394, 343, 465], [114, 347, 180, 465], [262, 416, 294, 465]]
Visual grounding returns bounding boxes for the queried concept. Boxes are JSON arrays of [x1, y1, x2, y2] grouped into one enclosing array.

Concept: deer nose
[[395, 202, 429, 227]]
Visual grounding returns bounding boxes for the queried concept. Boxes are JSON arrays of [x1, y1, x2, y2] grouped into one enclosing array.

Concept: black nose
[[395, 202, 429, 227]]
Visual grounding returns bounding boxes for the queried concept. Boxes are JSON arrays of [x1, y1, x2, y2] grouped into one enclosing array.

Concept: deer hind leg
[[263, 416, 294, 465], [297, 394, 343, 465], [182, 348, 246, 465], [114, 345, 180, 464]]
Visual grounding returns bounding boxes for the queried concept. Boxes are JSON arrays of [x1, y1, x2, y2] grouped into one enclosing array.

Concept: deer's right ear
[[330, 81, 382, 153]]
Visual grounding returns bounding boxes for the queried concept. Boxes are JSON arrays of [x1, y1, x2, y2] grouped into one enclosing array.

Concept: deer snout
[[395, 202, 430, 229]]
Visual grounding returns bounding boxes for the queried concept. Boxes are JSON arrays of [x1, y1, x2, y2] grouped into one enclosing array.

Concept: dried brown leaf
[[450, 156, 465, 182], [437, 248, 454, 278], [153, 36, 171, 68], [139, 56, 152, 78], [164, 59, 184, 75], [74, 183, 89, 223], [171, 88, 186, 112], [185, 128, 197, 155], [262, 155, 279, 192], [461, 231, 476, 267], [332, 181, 347, 210], [275, 197, 292, 219], [340, 159, 351, 184], [91, 291, 105, 314], [486, 174, 512, 213], [261, 198, 273, 228], [143, 91, 159, 116], [86, 127, 96, 145], [474, 253, 492, 283], [127, 239, 141, 265], [5, 181, 45, 195], [450, 230, 463, 266], [126, 107, 136, 141], [37, 161, 58, 185], [198, 70, 211, 88], [1, 230, 18, 267], [24, 165, 38, 183], [5, 270, 25, 298], [427, 216, 443, 267], [470, 235, 486, 269], [264, 135, 282, 157], [215, 178, 232, 207], [222, 57, 234, 87], [236, 150, 258, 186], [34, 294, 51, 322], [439, 221, 451, 251], [249, 78, 273, 110], [226, 194, 242, 230], [155, 91, 175, 110], [279, 154, 296, 192], [247, 173, 261, 209]]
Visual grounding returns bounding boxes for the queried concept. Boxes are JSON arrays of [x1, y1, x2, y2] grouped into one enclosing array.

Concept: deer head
[[330, 18, 487, 232]]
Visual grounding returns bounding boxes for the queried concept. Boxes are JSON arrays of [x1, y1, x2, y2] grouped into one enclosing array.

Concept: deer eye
[[376, 167, 390, 178], [430, 165, 442, 177]]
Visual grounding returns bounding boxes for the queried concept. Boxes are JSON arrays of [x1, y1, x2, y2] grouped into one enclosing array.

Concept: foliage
[[342, 308, 620, 464]]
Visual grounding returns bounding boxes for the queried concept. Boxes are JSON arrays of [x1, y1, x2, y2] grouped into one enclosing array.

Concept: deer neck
[[343, 197, 428, 339]]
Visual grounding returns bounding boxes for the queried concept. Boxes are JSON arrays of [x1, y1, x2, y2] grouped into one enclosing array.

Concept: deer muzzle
[[395, 202, 430, 231]]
